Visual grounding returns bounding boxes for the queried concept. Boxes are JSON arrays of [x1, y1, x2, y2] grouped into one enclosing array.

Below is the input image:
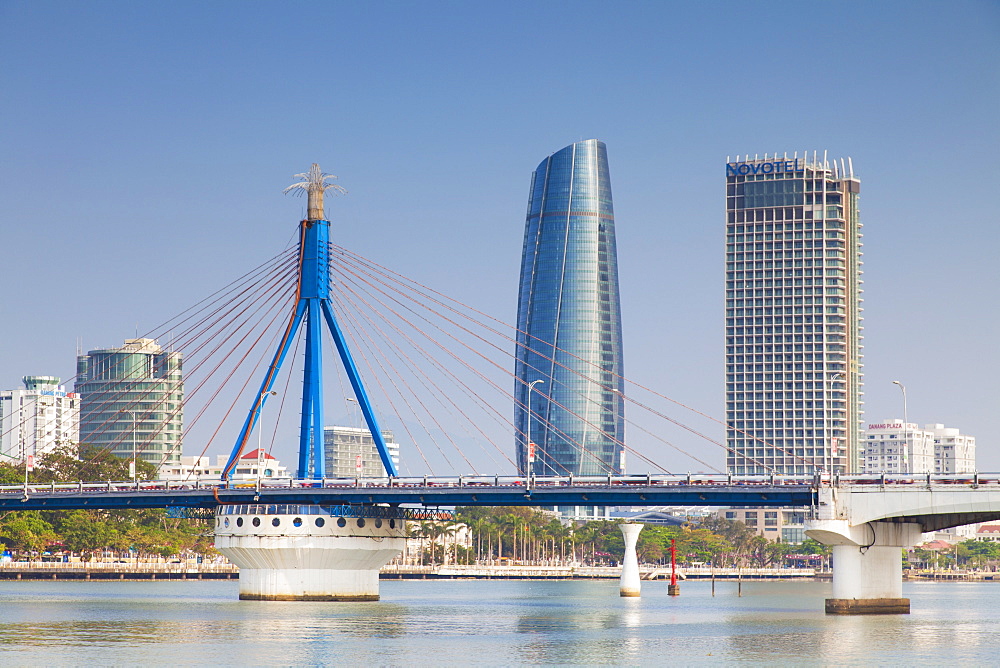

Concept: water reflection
[[1, 579, 999, 664]]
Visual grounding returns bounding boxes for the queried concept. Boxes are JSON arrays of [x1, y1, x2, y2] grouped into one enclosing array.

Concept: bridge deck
[[6, 473, 994, 512], [1, 475, 817, 511]]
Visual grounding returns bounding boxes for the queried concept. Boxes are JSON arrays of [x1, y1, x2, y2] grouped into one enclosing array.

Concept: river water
[[0, 579, 996, 665]]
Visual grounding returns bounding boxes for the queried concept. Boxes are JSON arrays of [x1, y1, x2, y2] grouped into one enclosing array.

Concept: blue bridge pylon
[[221, 164, 398, 480]]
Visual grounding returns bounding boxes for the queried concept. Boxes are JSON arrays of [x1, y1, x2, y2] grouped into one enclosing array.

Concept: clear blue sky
[[2, 1, 998, 471]]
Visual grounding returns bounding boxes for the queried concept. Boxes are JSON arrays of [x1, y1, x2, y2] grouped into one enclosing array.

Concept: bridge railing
[[1, 472, 995, 497], [0, 473, 812, 496]]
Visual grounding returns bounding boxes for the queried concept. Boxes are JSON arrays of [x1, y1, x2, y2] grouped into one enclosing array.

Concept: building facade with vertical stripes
[[514, 139, 625, 477], [75, 338, 183, 471], [725, 153, 863, 475]]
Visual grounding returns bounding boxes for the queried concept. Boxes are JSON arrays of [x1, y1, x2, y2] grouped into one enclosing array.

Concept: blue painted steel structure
[[2, 478, 818, 511], [221, 211, 398, 479]]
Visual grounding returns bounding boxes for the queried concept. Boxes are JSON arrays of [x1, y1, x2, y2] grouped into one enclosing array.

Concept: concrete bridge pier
[[806, 519, 922, 614], [619, 522, 643, 597], [214, 504, 406, 601]]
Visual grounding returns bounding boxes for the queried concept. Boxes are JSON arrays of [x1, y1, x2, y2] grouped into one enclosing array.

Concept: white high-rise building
[[862, 420, 935, 473], [862, 420, 976, 474], [725, 153, 863, 474], [324, 425, 400, 477], [0, 376, 79, 463], [927, 423, 976, 474]]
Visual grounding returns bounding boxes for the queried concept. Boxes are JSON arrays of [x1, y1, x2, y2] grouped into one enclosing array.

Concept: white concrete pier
[[807, 519, 921, 614], [214, 504, 406, 601], [619, 522, 643, 597]]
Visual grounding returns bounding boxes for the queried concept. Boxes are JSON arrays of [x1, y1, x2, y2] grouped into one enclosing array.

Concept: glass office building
[[75, 338, 183, 471], [725, 153, 863, 475], [514, 139, 625, 477]]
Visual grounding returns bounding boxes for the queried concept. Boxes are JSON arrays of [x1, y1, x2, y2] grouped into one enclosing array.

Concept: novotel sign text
[[726, 158, 803, 176]]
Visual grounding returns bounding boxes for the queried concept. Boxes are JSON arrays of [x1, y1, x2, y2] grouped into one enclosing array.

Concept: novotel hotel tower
[[514, 139, 625, 478], [725, 153, 863, 475]]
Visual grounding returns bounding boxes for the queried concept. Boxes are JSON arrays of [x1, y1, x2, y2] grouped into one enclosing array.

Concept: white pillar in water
[[806, 518, 922, 614], [214, 504, 405, 601], [619, 522, 644, 597]]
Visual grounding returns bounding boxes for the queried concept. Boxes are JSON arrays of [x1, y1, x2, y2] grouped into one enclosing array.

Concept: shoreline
[[1, 562, 993, 582]]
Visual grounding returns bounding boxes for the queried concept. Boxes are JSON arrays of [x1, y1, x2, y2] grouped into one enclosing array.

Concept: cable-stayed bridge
[[3, 164, 997, 613]]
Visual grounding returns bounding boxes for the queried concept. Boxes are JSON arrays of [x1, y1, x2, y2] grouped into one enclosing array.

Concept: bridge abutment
[[214, 504, 405, 601], [806, 519, 921, 614]]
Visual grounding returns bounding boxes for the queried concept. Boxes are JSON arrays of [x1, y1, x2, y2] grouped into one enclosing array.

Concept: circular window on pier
[[357, 519, 366, 528], [293, 517, 302, 527], [252, 517, 261, 528], [236, 517, 244, 527], [374, 519, 383, 529], [272, 518, 280, 527], [337, 518, 347, 528], [224, 518, 230, 528], [315, 517, 326, 527], [389, 519, 396, 529]]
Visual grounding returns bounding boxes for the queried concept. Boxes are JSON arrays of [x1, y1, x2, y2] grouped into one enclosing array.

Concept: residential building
[[0, 376, 79, 462], [323, 425, 400, 477], [725, 153, 863, 474], [514, 139, 625, 478], [720, 507, 809, 544], [862, 420, 935, 473], [75, 338, 183, 472], [159, 450, 289, 481], [927, 423, 976, 474], [975, 523, 1000, 542]]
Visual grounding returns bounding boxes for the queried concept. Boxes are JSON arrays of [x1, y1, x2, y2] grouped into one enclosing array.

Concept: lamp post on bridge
[[827, 373, 844, 476], [892, 380, 908, 473], [120, 410, 137, 479], [526, 380, 545, 476], [256, 391, 277, 496]]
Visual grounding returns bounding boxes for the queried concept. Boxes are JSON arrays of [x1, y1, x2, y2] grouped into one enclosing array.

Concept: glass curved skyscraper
[[514, 139, 625, 476]]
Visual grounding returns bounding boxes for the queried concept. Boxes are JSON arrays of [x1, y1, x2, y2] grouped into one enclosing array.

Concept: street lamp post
[[347, 396, 358, 427], [256, 391, 278, 491], [893, 380, 908, 473], [526, 380, 545, 475], [828, 373, 844, 476], [120, 410, 137, 479], [612, 388, 626, 474]]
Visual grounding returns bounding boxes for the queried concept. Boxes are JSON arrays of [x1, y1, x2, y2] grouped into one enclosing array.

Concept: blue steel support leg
[[319, 299, 398, 477], [299, 299, 327, 479], [309, 298, 326, 479], [223, 299, 307, 480]]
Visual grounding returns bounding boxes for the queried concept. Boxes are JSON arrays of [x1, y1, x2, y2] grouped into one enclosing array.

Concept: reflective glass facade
[[514, 139, 624, 476], [75, 338, 183, 470], [725, 154, 863, 475]]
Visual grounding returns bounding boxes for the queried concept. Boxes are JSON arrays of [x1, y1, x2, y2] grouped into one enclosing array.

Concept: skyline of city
[[2, 2, 996, 471]]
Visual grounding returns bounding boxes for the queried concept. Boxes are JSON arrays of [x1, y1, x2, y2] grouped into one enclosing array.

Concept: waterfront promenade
[[0, 559, 818, 581], [5, 559, 991, 582]]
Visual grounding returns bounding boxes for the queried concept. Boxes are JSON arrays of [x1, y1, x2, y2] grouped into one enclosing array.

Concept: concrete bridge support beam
[[806, 519, 922, 615]]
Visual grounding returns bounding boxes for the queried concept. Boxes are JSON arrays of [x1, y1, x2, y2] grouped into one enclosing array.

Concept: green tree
[[0, 511, 57, 553]]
